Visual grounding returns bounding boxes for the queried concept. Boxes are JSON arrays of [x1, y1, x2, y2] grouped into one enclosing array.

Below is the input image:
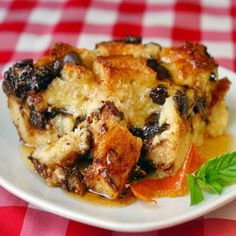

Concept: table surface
[[0, 0, 236, 235]]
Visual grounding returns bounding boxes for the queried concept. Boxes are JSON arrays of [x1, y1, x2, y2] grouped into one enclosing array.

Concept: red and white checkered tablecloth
[[1, 0, 236, 235]]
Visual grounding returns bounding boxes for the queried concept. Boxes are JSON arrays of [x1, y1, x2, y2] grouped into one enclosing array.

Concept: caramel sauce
[[67, 190, 136, 207], [19, 144, 136, 207], [19, 134, 234, 206], [199, 134, 234, 160]]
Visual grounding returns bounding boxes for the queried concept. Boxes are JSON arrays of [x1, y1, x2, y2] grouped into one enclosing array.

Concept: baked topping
[[2, 38, 230, 200]]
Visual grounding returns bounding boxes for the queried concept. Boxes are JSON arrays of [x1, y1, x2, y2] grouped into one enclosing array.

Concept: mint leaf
[[187, 151, 236, 206], [187, 174, 204, 205], [196, 152, 236, 186]]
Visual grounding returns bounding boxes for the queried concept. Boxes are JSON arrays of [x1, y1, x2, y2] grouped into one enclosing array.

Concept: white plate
[[0, 67, 236, 232]]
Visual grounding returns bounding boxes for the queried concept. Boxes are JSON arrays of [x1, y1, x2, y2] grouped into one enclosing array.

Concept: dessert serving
[[2, 36, 233, 203]]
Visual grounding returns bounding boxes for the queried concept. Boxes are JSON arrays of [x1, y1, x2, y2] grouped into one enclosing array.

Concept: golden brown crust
[[160, 42, 217, 94], [3, 39, 230, 199]]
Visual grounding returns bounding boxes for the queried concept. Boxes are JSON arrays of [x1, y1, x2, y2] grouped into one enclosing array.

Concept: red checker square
[[112, 23, 142, 38], [10, 0, 36, 10], [172, 27, 201, 42], [0, 206, 27, 236], [54, 22, 83, 33], [0, 51, 14, 69], [65, 0, 91, 8], [119, 1, 145, 13], [204, 218, 236, 235], [66, 221, 112, 236], [159, 218, 204, 236], [0, 22, 26, 32], [175, 2, 201, 13]]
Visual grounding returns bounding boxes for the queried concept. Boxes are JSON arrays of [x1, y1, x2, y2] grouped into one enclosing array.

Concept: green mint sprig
[[187, 151, 236, 206]]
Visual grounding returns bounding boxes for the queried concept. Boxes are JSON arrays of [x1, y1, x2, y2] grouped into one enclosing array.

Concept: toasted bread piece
[[29, 123, 91, 194], [84, 102, 142, 199]]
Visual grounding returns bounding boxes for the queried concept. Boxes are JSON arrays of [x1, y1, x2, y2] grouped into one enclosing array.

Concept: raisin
[[143, 123, 169, 139], [132, 165, 147, 180], [29, 109, 59, 129], [123, 35, 142, 44], [143, 113, 169, 139], [63, 52, 82, 65], [145, 113, 160, 126], [129, 127, 144, 139], [29, 110, 47, 129], [173, 90, 189, 117], [15, 59, 33, 67], [194, 95, 208, 123], [210, 72, 216, 82], [150, 85, 169, 105], [147, 57, 171, 80], [194, 96, 206, 115], [3, 60, 62, 99]]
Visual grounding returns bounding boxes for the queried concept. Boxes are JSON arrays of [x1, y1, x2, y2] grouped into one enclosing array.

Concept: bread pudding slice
[[2, 36, 230, 199]]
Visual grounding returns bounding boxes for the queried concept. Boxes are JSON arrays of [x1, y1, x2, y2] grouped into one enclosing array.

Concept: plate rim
[[0, 66, 236, 232]]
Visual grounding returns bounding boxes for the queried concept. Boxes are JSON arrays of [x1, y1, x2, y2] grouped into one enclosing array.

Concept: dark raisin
[[63, 52, 82, 65], [147, 57, 171, 80], [143, 123, 169, 139], [194, 95, 208, 123], [173, 90, 189, 117], [132, 165, 147, 180], [15, 59, 33, 68], [193, 95, 206, 116], [143, 113, 165, 139], [2, 79, 14, 95], [29, 110, 47, 128], [75, 115, 86, 124], [122, 35, 142, 44], [52, 60, 63, 75], [137, 158, 156, 174], [29, 109, 59, 129], [150, 85, 169, 105], [129, 127, 143, 139], [3, 60, 61, 99], [210, 72, 216, 82], [145, 113, 160, 126], [99, 101, 124, 120]]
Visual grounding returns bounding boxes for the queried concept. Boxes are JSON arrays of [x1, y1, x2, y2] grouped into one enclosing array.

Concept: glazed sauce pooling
[[199, 134, 233, 159], [20, 134, 233, 207]]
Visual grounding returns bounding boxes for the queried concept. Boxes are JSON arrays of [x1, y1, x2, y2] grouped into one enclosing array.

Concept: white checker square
[[77, 34, 111, 49], [143, 11, 174, 27], [201, 0, 230, 7], [0, 9, 7, 23], [16, 34, 52, 52], [201, 14, 232, 32], [202, 41, 233, 58], [85, 8, 118, 25], [29, 8, 61, 25]]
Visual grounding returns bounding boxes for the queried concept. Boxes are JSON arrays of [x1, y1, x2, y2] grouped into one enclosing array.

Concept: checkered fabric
[[0, 0, 236, 235]]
